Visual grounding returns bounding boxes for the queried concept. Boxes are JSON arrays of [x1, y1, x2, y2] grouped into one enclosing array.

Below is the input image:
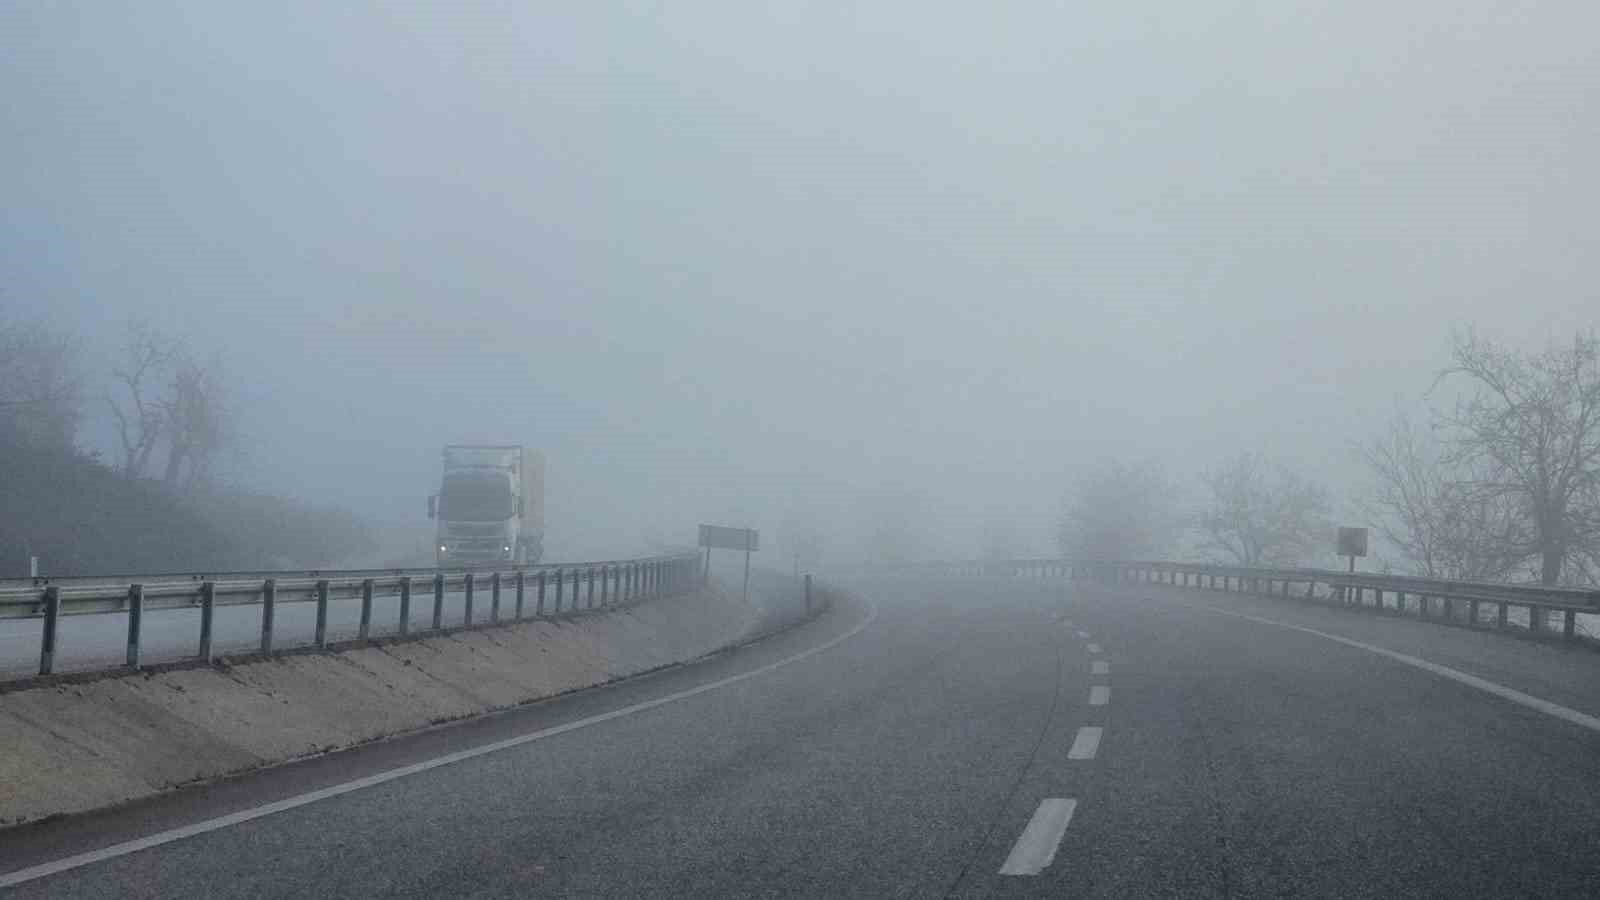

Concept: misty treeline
[[1057, 329, 1600, 588], [1, 316, 376, 575]]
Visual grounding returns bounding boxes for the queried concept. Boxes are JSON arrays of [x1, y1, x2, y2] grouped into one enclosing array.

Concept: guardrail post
[[315, 579, 330, 647], [464, 572, 476, 628], [601, 565, 610, 607], [1442, 596, 1453, 621], [399, 576, 412, 636], [39, 586, 60, 675], [1497, 601, 1508, 630], [537, 570, 547, 616], [554, 568, 564, 613], [1468, 598, 1479, 627], [1530, 606, 1547, 633], [1563, 610, 1576, 640], [126, 584, 144, 669], [359, 578, 374, 640], [261, 578, 277, 653], [490, 571, 501, 624], [515, 571, 525, 620], [199, 581, 216, 661], [587, 567, 596, 609], [432, 572, 445, 630]]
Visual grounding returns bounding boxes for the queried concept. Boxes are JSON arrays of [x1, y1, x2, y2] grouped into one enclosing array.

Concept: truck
[[427, 445, 544, 565]]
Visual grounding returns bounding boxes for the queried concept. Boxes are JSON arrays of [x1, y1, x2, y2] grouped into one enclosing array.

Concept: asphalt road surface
[[4, 574, 1600, 897]]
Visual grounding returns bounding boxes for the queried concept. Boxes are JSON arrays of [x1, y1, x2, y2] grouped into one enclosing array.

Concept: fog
[[5, 2, 1597, 563]]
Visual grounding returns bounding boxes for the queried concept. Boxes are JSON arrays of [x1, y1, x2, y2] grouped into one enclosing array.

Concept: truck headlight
[[439, 545, 448, 554]]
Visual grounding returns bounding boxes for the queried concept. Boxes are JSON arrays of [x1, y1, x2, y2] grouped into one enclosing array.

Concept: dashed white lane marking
[[1086, 643, 1102, 655], [1185, 602, 1600, 735], [1074, 630, 1090, 639], [998, 798, 1078, 876], [1091, 661, 1110, 675], [1068, 726, 1103, 760], [1088, 686, 1110, 706], [0, 602, 881, 888]]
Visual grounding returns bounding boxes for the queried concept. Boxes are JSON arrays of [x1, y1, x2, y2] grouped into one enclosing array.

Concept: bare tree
[[1437, 330, 1600, 586], [160, 353, 232, 492], [1363, 410, 1529, 580], [108, 318, 181, 479], [1198, 451, 1331, 566], [1058, 458, 1176, 560], [0, 317, 82, 449]]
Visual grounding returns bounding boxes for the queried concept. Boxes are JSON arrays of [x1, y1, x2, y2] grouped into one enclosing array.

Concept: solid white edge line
[[1068, 726, 1102, 760], [998, 798, 1077, 876], [1182, 601, 1600, 735], [1088, 686, 1110, 706], [0, 600, 879, 888], [1090, 661, 1110, 675], [1086, 643, 1102, 655], [1074, 630, 1090, 639]]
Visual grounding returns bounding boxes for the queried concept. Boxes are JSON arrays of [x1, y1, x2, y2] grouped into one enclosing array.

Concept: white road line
[[1184, 602, 1600, 735], [1074, 630, 1090, 639], [0, 602, 880, 888], [1088, 686, 1110, 706], [1091, 661, 1109, 675], [1068, 726, 1102, 760], [1086, 643, 1102, 655], [998, 798, 1077, 876]]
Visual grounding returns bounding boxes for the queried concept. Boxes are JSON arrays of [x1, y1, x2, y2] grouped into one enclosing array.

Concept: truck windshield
[[439, 474, 513, 521]]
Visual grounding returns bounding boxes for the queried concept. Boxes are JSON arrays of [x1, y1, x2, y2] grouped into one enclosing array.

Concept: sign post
[[1336, 527, 1369, 573], [699, 524, 760, 604]]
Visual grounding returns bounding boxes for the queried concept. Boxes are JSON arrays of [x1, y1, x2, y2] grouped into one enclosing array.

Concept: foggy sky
[[4, 2, 1598, 562]]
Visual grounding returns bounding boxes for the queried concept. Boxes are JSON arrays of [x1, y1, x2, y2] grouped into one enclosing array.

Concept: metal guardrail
[[2, 554, 703, 676], [918, 558, 1600, 642]]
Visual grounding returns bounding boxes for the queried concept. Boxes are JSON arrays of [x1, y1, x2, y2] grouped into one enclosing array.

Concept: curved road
[[4, 574, 1600, 896]]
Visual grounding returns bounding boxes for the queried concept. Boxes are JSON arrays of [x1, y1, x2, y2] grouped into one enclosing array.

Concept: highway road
[[4, 573, 1600, 896]]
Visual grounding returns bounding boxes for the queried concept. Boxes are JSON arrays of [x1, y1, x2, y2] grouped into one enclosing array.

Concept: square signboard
[[699, 525, 759, 552], [1336, 527, 1369, 558]]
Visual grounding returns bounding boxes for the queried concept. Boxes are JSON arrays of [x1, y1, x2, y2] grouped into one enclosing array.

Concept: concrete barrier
[[0, 583, 777, 828]]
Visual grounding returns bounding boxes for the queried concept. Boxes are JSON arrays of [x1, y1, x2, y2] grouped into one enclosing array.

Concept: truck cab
[[428, 445, 544, 565]]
